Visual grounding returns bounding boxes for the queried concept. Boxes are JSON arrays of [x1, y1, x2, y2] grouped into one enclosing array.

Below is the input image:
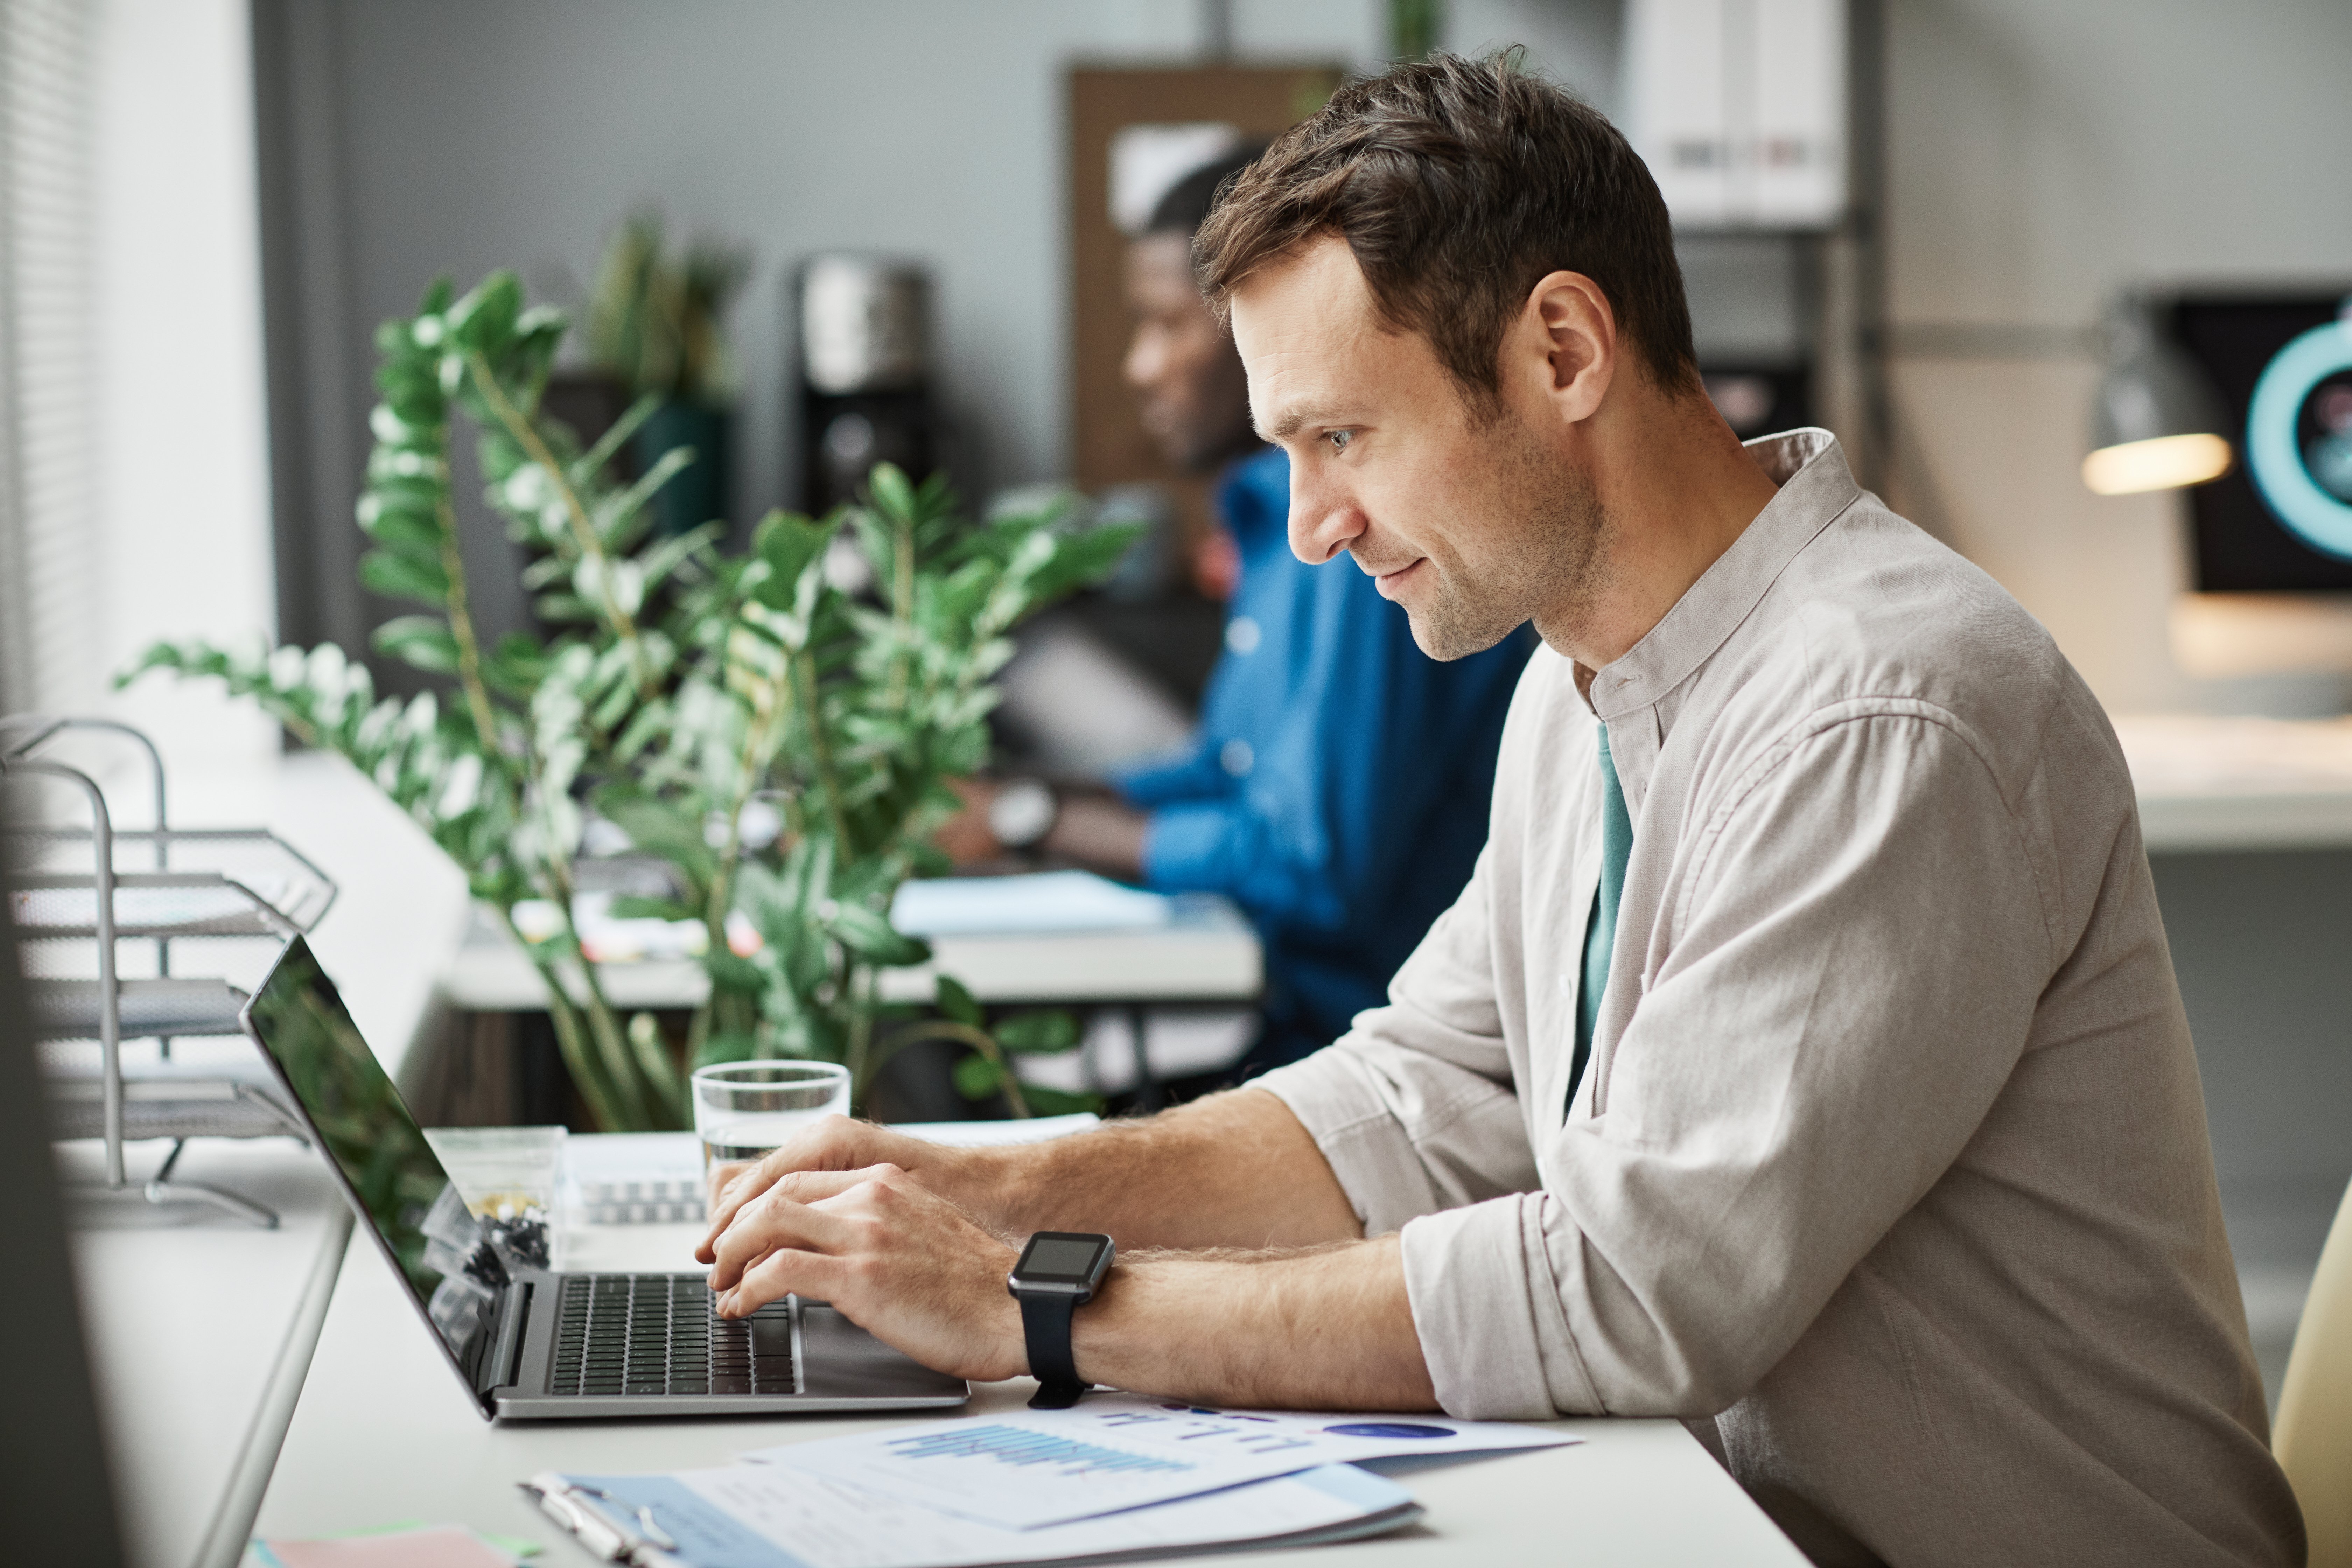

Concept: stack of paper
[[524, 1394, 1579, 1567], [889, 872, 1173, 937]]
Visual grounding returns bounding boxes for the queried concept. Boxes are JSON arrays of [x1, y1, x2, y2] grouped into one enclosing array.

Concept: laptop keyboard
[[548, 1273, 796, 1397]]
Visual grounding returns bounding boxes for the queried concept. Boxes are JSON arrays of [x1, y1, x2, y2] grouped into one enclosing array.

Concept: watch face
[[987, 780, 1056, 848], [1018, 1233, 1108, 1282]]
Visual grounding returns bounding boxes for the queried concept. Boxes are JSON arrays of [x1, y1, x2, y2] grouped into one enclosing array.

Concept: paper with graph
[[740, 1392, 1578, 1530]]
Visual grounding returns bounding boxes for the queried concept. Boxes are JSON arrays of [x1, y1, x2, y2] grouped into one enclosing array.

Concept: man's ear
[[1507, 270, 1616, 428]]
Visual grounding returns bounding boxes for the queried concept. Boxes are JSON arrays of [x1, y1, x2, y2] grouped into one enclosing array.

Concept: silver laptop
[[240, 936, 969, 1420]]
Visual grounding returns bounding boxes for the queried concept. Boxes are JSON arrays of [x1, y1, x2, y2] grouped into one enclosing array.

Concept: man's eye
[[1327, 429, 1353, 452]]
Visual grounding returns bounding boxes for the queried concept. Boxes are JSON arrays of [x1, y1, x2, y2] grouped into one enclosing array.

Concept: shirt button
[[1225, 615, 1262, 655], [1220, 738, 1255, 778]]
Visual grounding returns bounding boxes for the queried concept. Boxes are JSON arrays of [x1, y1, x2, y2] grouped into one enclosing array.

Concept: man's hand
[[935, 778, 1006, 866], [698, 1158, 1435, 1409], [704, 1162, 1028, 1382], [696, 1116, 993, 1263], [690, 1094, 1429, 1408]]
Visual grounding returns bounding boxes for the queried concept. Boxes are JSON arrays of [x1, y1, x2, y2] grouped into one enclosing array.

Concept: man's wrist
[[928, 1140, 1040, 1237]]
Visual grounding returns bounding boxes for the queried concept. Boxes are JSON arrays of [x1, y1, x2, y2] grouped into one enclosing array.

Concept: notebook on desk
[[239, 936, 968, 1420]]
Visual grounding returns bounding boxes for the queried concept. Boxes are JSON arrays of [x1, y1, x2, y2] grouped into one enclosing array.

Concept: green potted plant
[[125, 271, 1135, 1130], [580, 213, 749, 539]]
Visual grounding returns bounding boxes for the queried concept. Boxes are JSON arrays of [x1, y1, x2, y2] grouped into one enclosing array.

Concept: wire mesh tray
[[3, 827, 337, 938]]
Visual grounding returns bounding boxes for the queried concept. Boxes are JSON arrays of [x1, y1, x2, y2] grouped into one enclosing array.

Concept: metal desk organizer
[[1, 716, 337, 1226]]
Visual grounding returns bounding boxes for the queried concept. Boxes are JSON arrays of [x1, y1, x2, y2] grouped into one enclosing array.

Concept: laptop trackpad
[[797, 1302, 969, 1401]]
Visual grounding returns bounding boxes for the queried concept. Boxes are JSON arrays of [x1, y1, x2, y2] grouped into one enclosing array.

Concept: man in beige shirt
[[696, 54, 2302, 1567]]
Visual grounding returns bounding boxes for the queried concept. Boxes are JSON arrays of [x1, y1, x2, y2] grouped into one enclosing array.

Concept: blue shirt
[[1111, 445, 1532, 1065]]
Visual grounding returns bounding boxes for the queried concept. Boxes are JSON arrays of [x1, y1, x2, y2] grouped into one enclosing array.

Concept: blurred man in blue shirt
[[960, 152, 1530, 1071]]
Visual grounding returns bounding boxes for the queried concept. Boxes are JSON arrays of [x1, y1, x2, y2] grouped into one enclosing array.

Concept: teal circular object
[[2246, 320, 2352, 560]]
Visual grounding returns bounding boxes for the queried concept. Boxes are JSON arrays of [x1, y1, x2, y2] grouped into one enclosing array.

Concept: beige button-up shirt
[[1256, 432, 2301, 1567]]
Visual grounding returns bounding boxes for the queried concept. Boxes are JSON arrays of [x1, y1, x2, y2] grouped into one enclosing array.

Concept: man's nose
[[1288, 471, 1366, 566], [1122, 328, 1161, 392]]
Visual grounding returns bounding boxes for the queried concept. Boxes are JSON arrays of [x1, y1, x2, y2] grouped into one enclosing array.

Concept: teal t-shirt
[[1571, 724, 1632, 1110]]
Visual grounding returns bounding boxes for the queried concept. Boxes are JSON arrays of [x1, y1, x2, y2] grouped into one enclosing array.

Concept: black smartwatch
[[1007, 1231, 1115, 1409]]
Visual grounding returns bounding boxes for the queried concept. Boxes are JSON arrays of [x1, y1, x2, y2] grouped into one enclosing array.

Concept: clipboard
[[521, 1476, 690, 1566]]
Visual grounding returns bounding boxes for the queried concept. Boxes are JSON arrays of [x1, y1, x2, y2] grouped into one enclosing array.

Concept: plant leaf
[[935, 974, 983, 1029], [952, 1052, 1002, 1100], [358, 551, 451, 607], [370, 615, 460, 673], [993, 1009, 1080, 1055]]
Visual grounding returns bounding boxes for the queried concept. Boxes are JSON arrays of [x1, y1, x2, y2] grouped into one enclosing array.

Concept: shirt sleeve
[[1129, 571, 1520, 935], [1399, 709, 2055, 1420], [1252, 843, 1542, 1235], [1110, 738, 1226, 809]]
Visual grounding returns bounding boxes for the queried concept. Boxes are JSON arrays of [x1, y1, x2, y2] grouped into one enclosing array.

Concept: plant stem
[[868, 1018, 1034, 1119], [432, 479, 503, 757], [796, 654, 855, 856], [495, 904, 623, 1129], [626, 1011, 684, 1119], [541, 854, 662, 1129], [844, 963, 876, 1110], [885, 514, 915, 712], [462, 347, 656, 696], [578, 965, 658, 1129]]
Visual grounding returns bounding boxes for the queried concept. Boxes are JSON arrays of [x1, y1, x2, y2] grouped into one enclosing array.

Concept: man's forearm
[[971, 1088, 1362, 1251], [1042, 795, 1149, 881], [1070, 1235, 1437, 1410]]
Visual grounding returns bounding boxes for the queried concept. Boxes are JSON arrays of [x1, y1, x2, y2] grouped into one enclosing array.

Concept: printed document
[[739, 1392, 1578, 1530], [529, 1461, 1418, 1568]]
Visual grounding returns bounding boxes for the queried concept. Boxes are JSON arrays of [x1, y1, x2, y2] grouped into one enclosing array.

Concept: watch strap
[[1018, 1290, 1087, 1409]]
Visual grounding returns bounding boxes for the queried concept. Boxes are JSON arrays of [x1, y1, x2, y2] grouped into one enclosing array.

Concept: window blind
[[0, 0, 97, 717]]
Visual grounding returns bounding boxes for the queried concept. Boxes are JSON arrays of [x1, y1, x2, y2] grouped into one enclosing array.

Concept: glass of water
[[691, 1061, 853, 1206]]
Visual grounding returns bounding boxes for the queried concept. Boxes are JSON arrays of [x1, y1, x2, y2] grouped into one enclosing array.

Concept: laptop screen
[[241, 937, 505, 1406]]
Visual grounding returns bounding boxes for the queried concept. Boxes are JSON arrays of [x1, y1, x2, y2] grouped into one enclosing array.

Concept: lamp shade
[[2084, 294, 2233, 496]]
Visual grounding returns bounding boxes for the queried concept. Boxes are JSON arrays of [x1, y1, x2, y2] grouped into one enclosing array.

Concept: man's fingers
[[706, 1179, 875, 1289], [702, 1165, 872, 1262], [717, 1247, 850, 1318], [696, 1114, 870, 1255]]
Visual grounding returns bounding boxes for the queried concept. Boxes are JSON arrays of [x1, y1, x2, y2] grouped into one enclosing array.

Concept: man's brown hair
[[1195, 51, 1700, 405]]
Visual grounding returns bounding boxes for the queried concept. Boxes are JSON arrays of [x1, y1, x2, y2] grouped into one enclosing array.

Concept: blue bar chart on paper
[[884, 1426, 1194, 1478], [747, 1393, 1581, 1531]]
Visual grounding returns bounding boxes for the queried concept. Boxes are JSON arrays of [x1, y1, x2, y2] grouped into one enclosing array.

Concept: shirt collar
[[1585, 428, 1862, 721]]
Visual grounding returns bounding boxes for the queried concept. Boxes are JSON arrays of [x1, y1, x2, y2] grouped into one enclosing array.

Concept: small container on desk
[[423, 1124, 567, 1270]]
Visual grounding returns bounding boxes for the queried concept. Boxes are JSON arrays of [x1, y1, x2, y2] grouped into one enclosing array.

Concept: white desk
[[2115, 713, 2352, 851], [252, 1213, 1806, 1566], [439, 896, 1264, 1012], [66, 1137, 348, 1568], [62, 749, 467, 1568], [113, 714, 2352, 1567]]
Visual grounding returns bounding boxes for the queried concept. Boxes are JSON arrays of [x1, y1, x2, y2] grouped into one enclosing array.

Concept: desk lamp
[[2083, 291, 2234, 496]]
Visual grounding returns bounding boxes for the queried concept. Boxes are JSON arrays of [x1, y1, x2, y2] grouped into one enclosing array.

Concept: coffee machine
[[797, 254, 938, 515]]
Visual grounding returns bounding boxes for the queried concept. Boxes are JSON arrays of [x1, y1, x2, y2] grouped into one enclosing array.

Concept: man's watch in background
[[987, 778, 1059, 852], [1006, 1230, 1115, 1409]]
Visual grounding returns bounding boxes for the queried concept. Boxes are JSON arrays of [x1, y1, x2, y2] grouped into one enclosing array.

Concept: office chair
[[2276, 1174, 2352, 1568]]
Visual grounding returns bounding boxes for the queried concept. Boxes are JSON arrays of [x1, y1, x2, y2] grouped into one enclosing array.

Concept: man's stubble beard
[[1410, 406, 1610, 661]]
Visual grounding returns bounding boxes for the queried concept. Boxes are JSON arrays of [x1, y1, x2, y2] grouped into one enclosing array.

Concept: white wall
[[323, 1, 1303, 524], [1883, 0, 2352, 716], [303, 0, 1612, 538], [291, 0, 2352, 719], [90, 0, 276, 776]]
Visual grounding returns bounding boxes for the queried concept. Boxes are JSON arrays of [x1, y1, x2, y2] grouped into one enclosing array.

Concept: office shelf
[[1, 715, 338, 1228], [23, 977, 251, 1041]]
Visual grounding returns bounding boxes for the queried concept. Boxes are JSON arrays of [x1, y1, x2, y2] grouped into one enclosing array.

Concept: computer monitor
[[2170, 290, 2352, 592]]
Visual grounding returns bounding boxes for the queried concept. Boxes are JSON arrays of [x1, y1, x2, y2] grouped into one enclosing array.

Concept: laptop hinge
[[481, 1280, 532, 1396]]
